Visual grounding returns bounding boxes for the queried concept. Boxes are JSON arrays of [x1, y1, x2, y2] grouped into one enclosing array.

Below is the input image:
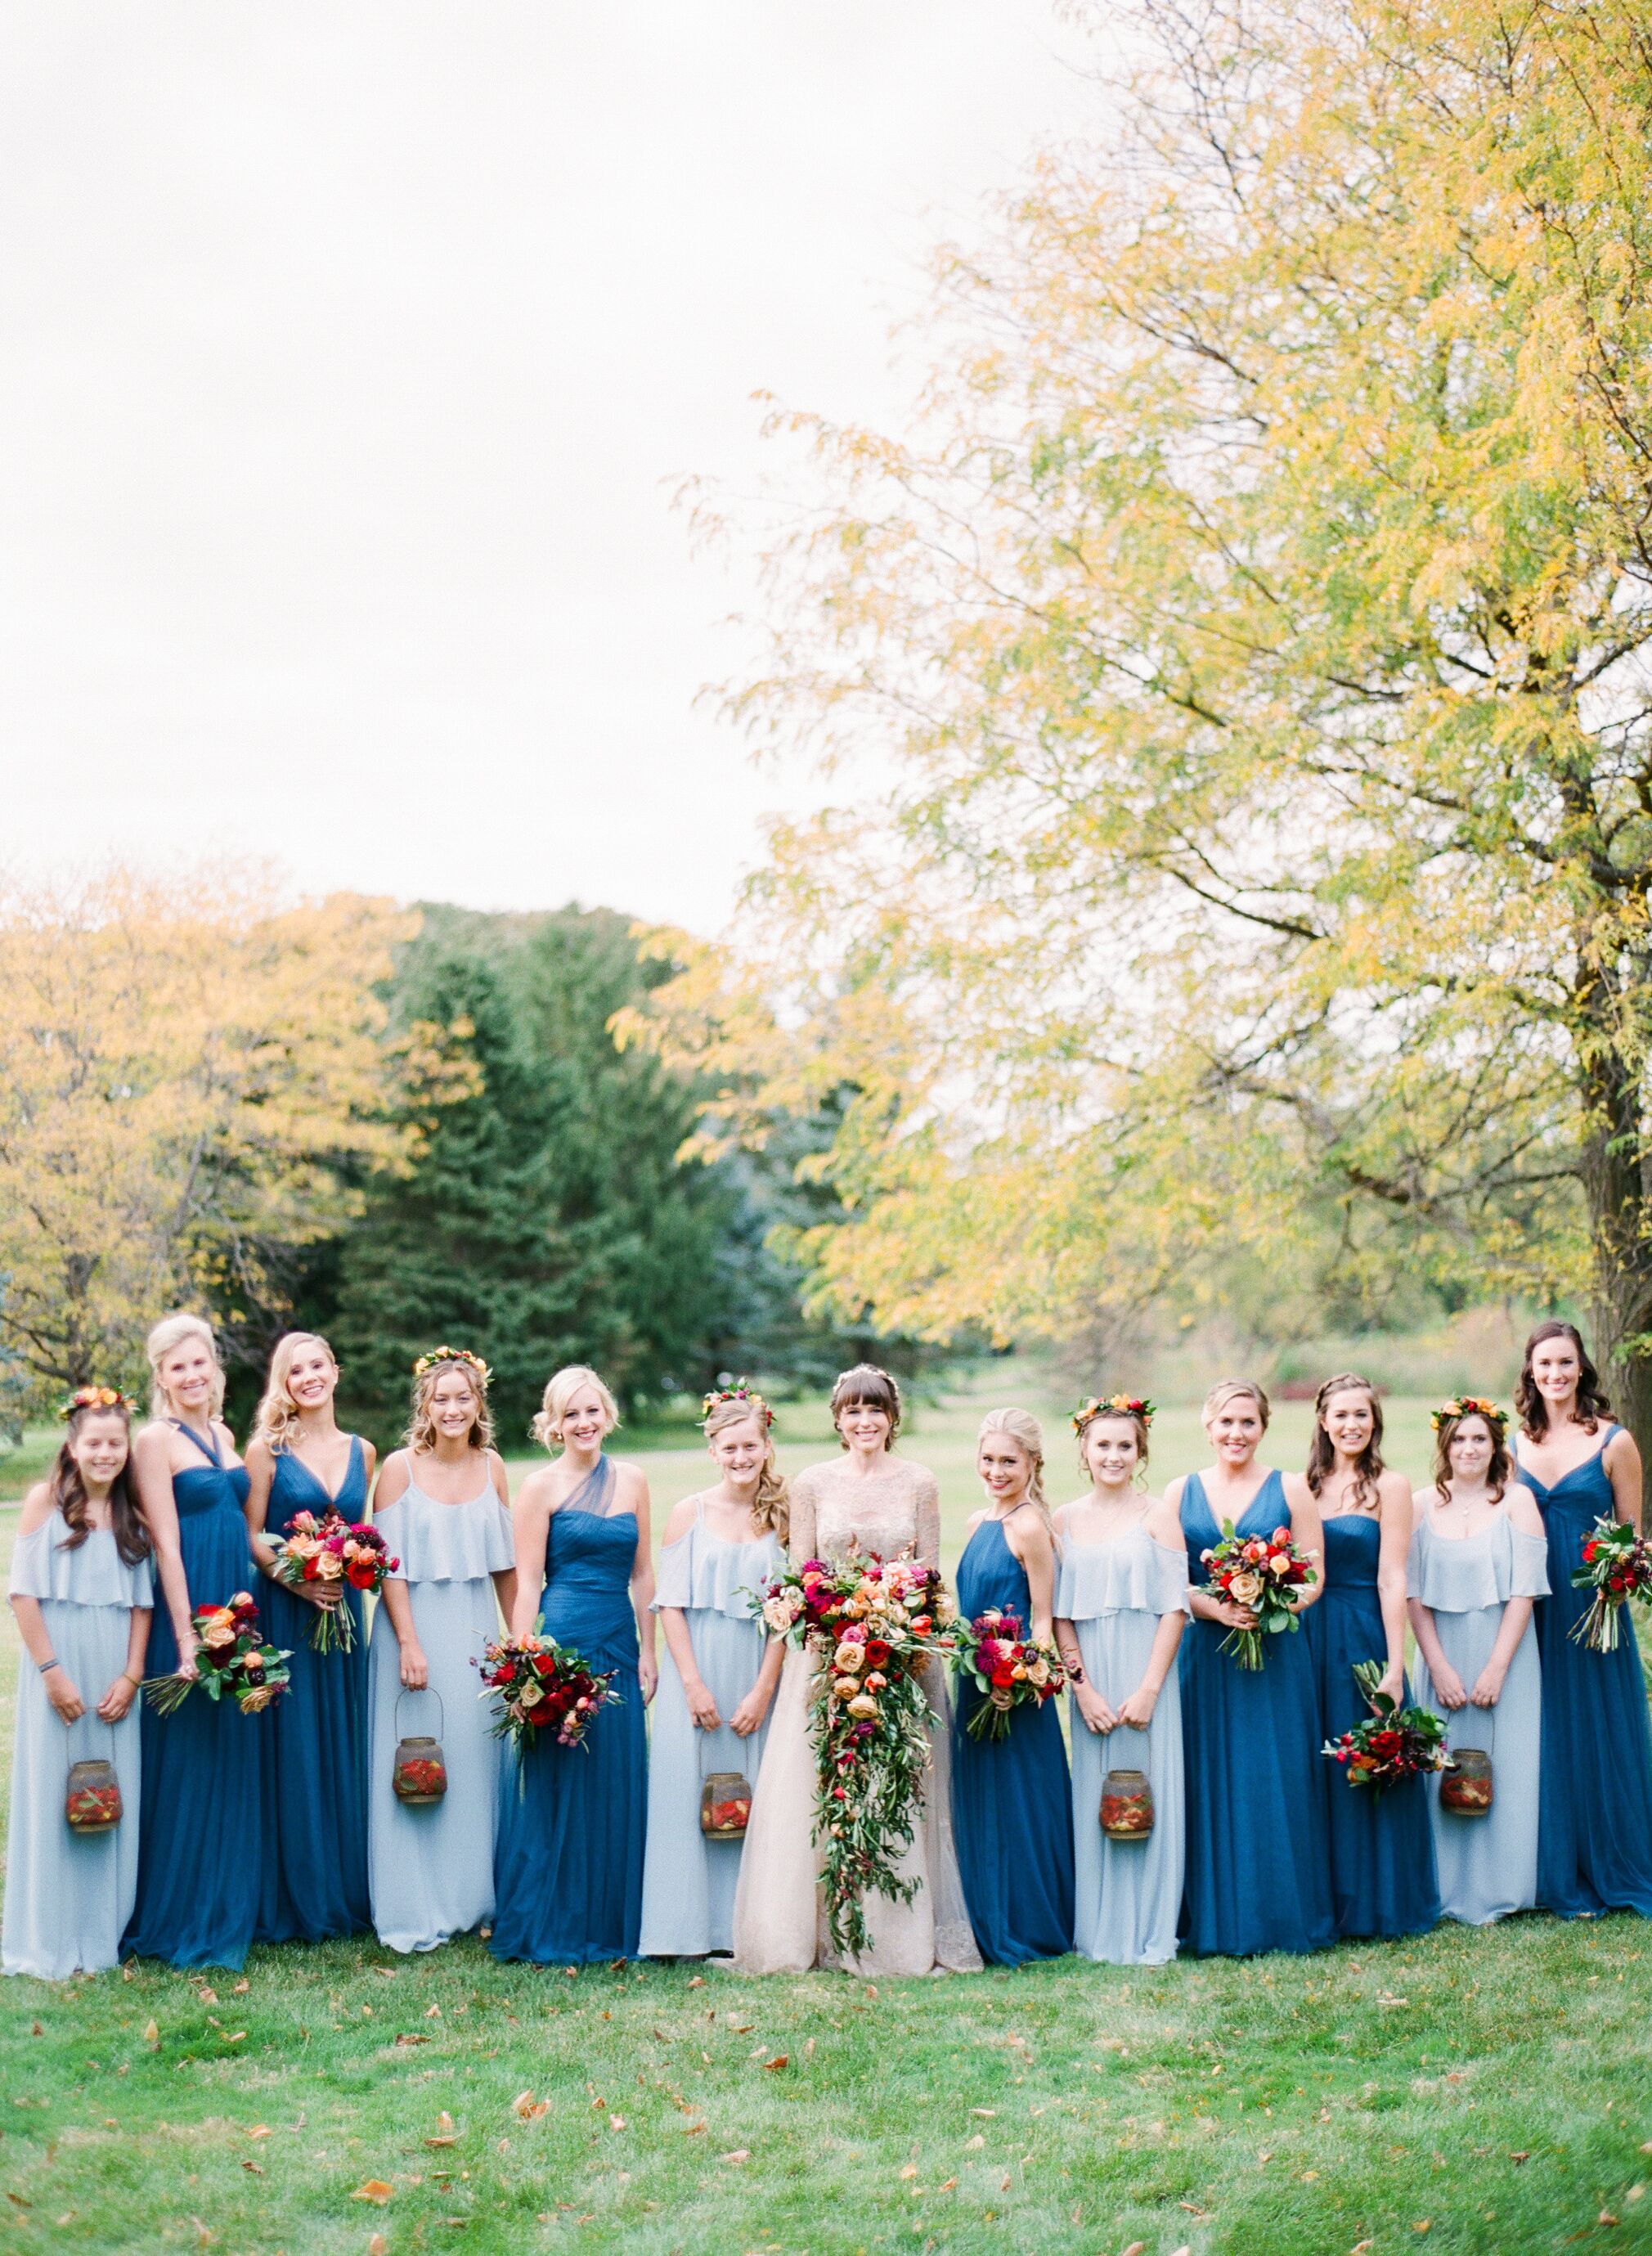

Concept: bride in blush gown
[[732, 1365, 981, 1975]]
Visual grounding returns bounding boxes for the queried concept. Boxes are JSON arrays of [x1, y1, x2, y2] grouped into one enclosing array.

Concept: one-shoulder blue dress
[[490, 1458, 647, 1963], [1516, 1428, 1652, 1918], [124, 1423, 264, 1969], [1178, 1471, 1336, 1957], [257, 1438, 371, 1943], [950, 1515, 1075, 1966], [1307, 1511, 1439, 1938]]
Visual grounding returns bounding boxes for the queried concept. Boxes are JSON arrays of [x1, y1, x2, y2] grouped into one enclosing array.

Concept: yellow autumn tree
[[636, 0, 1652, 1448], [0, 866, 423, 1399]]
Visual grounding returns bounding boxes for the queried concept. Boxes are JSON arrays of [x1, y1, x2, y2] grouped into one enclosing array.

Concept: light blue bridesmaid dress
[[640, 1502, 782, 1957], [1308, 1511, 1439, 1939], [1057, 1516, 1187, 1965], [491, 1458, 647, 1964], [1516, 1427, 1652, 1917], [257, 1438, 370, 1942], [1178, 1471, 1336, 1957], [5, 1512, 153, 1978], [367, 1470, 514, 1952], [1408, 1510, 1547, 1924], [951, 1515, 1075, 1966], [124, 1424, 264, 1969]]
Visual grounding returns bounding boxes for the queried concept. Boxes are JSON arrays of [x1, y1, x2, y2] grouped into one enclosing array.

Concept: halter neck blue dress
[[1178, 1471, 1336, 1957], [123, 1422, 264, 1969], [257, 1437, 371, 1942], [1515, 1427, 1652, 1917], [950, 1515, 1075, 1965], [491, 1458, 647, 1963], [1308, 1511, 1439, 1938]]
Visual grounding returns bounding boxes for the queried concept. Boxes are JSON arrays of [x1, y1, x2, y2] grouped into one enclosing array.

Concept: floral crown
[[413, 1345, 492, 1387], [701, 1379, 774, 1431], [1430, 1395, 1505, 1434], [56, 1384, 137, 1422], [1072, 1392, 1157, 1435]]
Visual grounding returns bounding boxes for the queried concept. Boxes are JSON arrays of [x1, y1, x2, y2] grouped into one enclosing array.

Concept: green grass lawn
[[2, 1366, 1650, 2252]]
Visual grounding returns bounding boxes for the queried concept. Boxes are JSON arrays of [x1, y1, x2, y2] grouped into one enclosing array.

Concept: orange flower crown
[[1072, 1392, 1156, 1436], [56, 1384, 137, 1422], [413, 1345, 492, 1387], [1430, 1395, 1505, 1434], [701, 1379, 774, 1431]]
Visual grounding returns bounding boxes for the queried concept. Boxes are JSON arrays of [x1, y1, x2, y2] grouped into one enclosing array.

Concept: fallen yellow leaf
[[966, 2134, 985, 2150], [721, 2149, 750, 2164], [761, 2056, 788, 2073], [370, 2239, 389, 2256], [900, 2165, 918, 2182], [142, 2020, 159, 2046], [196, 1988, 218, 2007], [352, 2181, 394, 2205]]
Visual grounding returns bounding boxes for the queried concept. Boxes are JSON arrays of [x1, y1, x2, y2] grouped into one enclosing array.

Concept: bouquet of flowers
[[1199, 1520, 1318, 1670], [949, 1606, 1065, 1741], [475, 1631, 621, 1754], [754, 1546, 956, 1958], [1570, 1517, 1652, 1652], [1322, 1661, 1451, 1791], [267, 1509, 399, 1652], [144, 1593, 292, 1715]]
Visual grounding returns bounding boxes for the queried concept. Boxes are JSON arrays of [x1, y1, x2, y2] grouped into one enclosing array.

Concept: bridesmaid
[[5, 1388, 153, 1979], [245, 1332, 374, 1942], [1053, 1395, 1187, 1966], [951, 1409, 1075, 1965], [1513, 1321, 1652, 1917], [640, 1385, 787, 1958], [123, 1312, 264, 1969], [1304, 1373, 1439, 1939], [1172, 1378, 1335, 1957], [491, 1365, 654, 1965], [1409, 1398, 1548, 1923], [368, 1348, 515, 1953]]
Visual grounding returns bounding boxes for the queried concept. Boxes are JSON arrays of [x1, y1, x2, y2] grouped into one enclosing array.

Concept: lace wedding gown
[[731, 1457, 981, 1974]]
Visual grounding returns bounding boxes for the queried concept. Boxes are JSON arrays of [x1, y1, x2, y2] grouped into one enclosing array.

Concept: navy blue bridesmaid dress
[[951, 1515, 1075, 1965], [124, 1423, 264, 1969], [1178, 1471, 1336, 1957], [1516, 1427, 1652, 1918], [491, 1458, 647, 1963], [256, 1437, 371, 1942], [1307, 1512, 1439, 1938]]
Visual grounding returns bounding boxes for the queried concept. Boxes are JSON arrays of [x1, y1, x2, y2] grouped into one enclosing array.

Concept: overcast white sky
[[0, 4, 1099, 933]]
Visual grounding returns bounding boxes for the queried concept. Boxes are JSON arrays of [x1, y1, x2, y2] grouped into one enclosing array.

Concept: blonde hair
[[532, 1364, 620, 1452], [405, 1357, 495, 1455], [704, 1391, 789, 1540], [253, 1332, 337, 1454], [1202, 1377, 1271, 1431], [977, 1407, 1049, 1521], [146, 1310, 227, 1422]]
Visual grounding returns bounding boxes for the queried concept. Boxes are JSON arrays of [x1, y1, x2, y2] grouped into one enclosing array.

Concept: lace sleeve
[[911, 1466, 941, 1568], [788, 1467, 819, 1565]]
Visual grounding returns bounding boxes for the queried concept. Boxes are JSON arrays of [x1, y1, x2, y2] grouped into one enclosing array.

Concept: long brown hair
[[50, 1403, 150, 1566], [1432, 1407, 1513, 1505], [1305, 1373, 1385, 1511], [1515, 1320, 1611, 1439]]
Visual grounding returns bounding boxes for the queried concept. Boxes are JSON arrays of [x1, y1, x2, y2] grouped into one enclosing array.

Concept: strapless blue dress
[[1178, 1471, 1336, 1957], [950, 1516, 1075, 1966], [1307, 1512, 1439, 1938], [1516, 1429, 1652, 1917], [257, 1438, 371, 1942], [123, 1424, 264, 1969], [491, 1459, 647, 1962]]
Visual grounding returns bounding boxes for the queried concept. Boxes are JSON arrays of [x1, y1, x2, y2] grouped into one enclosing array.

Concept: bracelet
[[119, 1672, 141, 1690], [38, 1657, 61, 1674]]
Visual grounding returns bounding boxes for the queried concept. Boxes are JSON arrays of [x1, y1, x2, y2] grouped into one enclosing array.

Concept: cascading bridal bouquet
[[1199, 1521, 1318, 1670], [143, 1593, 292, 1715], [267, 1509, 399, 1652], [949, 1606, 1065, 1741], [1569, 1517, 1652, 1652], [755, 1546, 956, 1958]]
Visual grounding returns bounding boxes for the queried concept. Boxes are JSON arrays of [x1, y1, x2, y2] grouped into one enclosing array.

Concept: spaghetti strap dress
[[367, 1472, 514, 1953], [1308, 1512, 1439, 1939], [257, 1437, 371, 1942], [1408, 1512, 1547, 1924], [1057, 1521, 1187, 1965], [4, 1512, 154, 1979], [1516, 1428, 1652, 1917], [491, 1458, 647, 1963], [640, 1501, 782, 1957], [950, 1516, 1075, 1966], [1178, 1470, 1336, 1957], [123, 1423, 264, 1969]]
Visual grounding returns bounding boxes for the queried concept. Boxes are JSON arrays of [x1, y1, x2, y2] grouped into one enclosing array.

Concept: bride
[[732, 1365, 981, 1975]]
